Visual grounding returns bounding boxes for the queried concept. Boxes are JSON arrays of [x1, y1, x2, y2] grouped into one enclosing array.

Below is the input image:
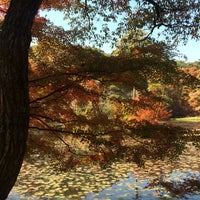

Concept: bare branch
[[29, 73, 65, 84], [30, 113, 55, 122], [141, 0, 164, 40], [30, 84, 71, 104], [29, 116, 76, 154]]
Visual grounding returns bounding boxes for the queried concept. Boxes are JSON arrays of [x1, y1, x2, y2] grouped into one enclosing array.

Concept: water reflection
[[86, 171, 200, 200], [8, 140, 200, 200], [8, 124, 200, 199]]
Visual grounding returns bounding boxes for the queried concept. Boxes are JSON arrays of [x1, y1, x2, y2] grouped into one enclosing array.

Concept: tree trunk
[[0, 0, 42, 199]]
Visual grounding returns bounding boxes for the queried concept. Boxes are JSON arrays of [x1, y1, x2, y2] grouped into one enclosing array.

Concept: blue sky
[[40, 10, 200, 62], [176, 40, 200, 62]]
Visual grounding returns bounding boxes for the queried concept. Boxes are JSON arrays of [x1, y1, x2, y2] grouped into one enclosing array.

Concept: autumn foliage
[[1, 1, 198, 167], [27, 34, 178, 166]]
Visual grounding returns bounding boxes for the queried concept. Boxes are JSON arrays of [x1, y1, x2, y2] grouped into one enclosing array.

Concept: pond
[[7, 141, 200, 200]]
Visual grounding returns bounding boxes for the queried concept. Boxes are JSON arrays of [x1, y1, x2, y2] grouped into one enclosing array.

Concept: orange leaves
[[0, 0, 8, 7], [41, 0, 74, 10], [189, 67, 200, 78], [127, 96, 172, 125], [81, 79, 102, 93], [182, 66, 200, 77], [34, 16, 47, 24], [131, 109, 158, 124], [28, 33, 180, 159]]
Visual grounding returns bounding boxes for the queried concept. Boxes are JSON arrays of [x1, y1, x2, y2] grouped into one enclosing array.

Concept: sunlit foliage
[[1, 0, 200, 46], [0, 0, 199, 166], [150, 62, 200, 117], [27, 20, 195, 167]]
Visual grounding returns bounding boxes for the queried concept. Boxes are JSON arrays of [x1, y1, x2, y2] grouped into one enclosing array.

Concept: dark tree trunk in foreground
[[0, 0, 42, 199]]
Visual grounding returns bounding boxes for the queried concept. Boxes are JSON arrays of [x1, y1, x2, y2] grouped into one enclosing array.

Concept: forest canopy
[[1, 0, 200, 46], [27, 24, 199, 169]]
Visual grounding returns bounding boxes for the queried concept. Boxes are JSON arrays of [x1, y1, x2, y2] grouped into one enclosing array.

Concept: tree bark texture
[[0, 0, 42, 199]]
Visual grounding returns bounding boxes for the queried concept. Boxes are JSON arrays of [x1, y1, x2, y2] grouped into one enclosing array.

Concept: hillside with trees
[[148, 60, 200, 117]]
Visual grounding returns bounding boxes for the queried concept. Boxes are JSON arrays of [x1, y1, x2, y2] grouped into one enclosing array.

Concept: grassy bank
[[170, 117, 200, 122], [167, 117, 200, 130]]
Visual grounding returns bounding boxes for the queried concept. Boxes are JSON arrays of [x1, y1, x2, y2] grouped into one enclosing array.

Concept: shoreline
[[159, 120, 200, 131]]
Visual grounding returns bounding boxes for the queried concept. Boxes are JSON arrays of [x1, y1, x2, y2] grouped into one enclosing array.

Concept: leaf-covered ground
[[7, 142, 200, 200]]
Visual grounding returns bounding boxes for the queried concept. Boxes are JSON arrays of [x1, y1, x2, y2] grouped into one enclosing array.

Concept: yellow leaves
[[0, 0, 8, 6]]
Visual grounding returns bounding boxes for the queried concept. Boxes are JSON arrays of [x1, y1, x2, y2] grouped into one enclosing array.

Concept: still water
[[8, 142, 200, 200]]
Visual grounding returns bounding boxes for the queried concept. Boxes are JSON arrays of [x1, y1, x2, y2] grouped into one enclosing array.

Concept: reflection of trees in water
[[12, 138, 200, 199], [21, 123, 200, 199], [147, 171, 200, 198], [135, 178, 139, 199], [128, 140, 200, 198]]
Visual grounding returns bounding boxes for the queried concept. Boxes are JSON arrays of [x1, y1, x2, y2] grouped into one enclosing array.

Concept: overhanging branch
[[30, 84, 71, 104], [145, 0, 163, 20]]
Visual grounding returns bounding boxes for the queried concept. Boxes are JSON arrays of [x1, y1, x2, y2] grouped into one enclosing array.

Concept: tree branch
[[145, 0, 163, 20], [30, 84, 72, 104], [30, 113, 54, 122], [29, 116, 76, 154]]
